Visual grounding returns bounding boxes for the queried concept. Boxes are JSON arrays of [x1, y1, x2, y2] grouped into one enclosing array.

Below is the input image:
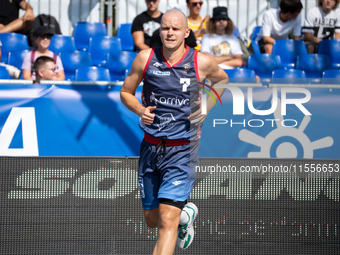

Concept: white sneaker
[[5, 65, 21, 79], [177, 202, 198, 249]]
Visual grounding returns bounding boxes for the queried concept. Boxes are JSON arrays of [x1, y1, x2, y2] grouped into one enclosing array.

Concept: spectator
[[33, 56, 58, 83], [0, 0, 35, 34], [131, 0, 162, 51], [22, 26, 64, 81], [255, 0, 303, 54], [0, 40, 21, 79], [201, 7, 243, 70], [303, 0, 340, 53], [186, 0, 210, 51]]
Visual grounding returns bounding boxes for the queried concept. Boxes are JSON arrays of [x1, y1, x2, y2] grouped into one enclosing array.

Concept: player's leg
[[153, 203, 182, 255], [143, 207, 159, 228], [138, 139, 161, 226], [157, 140, 200, 250]]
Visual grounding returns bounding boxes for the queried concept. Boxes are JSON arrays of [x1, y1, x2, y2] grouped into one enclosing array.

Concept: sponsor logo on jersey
[[153, 62, 163, 67], [147, 69, 170, 76], [182, 62, 191, 73], [150, 92, 189, 106], [156, 113, 176, 131]]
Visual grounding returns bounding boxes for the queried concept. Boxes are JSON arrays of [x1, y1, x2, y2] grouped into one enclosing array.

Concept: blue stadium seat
[[49, 35, 77, 55], [318, 39, 340, 69], [224, 68, 257, 83], [0, 33, 29, 64], [321, 69, 340, 84], [296, 54, 332, 83], [247, 54, 282, 79], [117, 23, 134, 51], [60, 51, 93, 81], [251, 26, 261, 40], [272, 39, 307, 69], [251, 40, 261, 54], [7, 49, 29, 69], [0, 66, 12, 79], [75, 66, 111, 81], [106, 51, 137, 81], [73, 22, 107, 51], [89, 36, 122, 67], [271, 69, 307, 84]]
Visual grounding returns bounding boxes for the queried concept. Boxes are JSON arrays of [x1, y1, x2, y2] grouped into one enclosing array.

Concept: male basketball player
[[120, 8, 228, 255]]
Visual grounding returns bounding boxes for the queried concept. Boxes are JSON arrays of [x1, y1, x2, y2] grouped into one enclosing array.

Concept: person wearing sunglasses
[[201, 7, 243, 70], [33, 56, 58, 84], [186, 0, 210, 51], [22, 26, 65, 81]]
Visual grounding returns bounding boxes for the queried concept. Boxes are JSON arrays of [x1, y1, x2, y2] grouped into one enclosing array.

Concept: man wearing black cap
[[201, 7, 243, 70], [22, 26, 65, 81], [0, 0, 35, 33]]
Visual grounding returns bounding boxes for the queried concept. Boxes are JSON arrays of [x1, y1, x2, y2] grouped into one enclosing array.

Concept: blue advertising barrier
[[0, 83, 339, 159]]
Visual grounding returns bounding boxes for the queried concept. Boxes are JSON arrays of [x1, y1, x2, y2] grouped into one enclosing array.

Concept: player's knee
[[144, 209, 158, 228], [158, 213, 177, 230]]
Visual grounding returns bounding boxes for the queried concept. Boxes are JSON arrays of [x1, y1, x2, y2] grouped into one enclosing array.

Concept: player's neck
[[162, 44, 187, 66], [147, 9, 161, 18]]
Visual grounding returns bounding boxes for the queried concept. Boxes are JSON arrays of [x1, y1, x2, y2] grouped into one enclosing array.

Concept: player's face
[[187, 1, 203, 15], [322, 0, 336, 11], [160, 13, 190, 50], [40, 61, 58, 81], [146, 0, 160, 12], [34, 35, 52, 51]]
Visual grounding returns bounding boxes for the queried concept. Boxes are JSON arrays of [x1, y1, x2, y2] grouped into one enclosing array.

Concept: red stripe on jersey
[[161, 45, 190, 67], [194, 49, 200, 82], [143, 48, 155, 78]]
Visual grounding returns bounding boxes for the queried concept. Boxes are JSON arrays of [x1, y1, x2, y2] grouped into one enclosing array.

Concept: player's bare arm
[[120, 49, 156, 125], [189, 52, 228, 124]]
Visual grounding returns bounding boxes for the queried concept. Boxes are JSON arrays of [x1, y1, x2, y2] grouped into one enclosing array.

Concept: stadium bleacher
[[0, 20, 339, 84]]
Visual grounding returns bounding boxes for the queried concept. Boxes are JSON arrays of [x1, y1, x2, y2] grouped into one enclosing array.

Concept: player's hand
[[140, 106, 156, 125], [188, 101, 208, 125]]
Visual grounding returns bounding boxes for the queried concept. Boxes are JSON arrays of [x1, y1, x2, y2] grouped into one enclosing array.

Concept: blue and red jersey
[[140, 45, 201, 141]]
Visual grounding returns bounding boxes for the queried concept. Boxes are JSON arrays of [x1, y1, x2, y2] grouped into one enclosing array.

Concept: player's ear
[[185, 27, 190, 39]]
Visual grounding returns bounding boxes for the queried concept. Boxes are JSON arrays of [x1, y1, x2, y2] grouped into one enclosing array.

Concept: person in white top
[[256, 0, 303, 54], [201, 7, 243, 70], [302, 0, 340, 53]]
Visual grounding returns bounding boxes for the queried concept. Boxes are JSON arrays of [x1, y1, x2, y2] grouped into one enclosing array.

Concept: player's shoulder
[[133, 48, 154, 69], [196, 52, 217, 69]]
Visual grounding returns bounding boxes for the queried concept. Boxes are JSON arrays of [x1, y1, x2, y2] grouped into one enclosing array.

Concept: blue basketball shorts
[[138, 139, 200, 210]]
